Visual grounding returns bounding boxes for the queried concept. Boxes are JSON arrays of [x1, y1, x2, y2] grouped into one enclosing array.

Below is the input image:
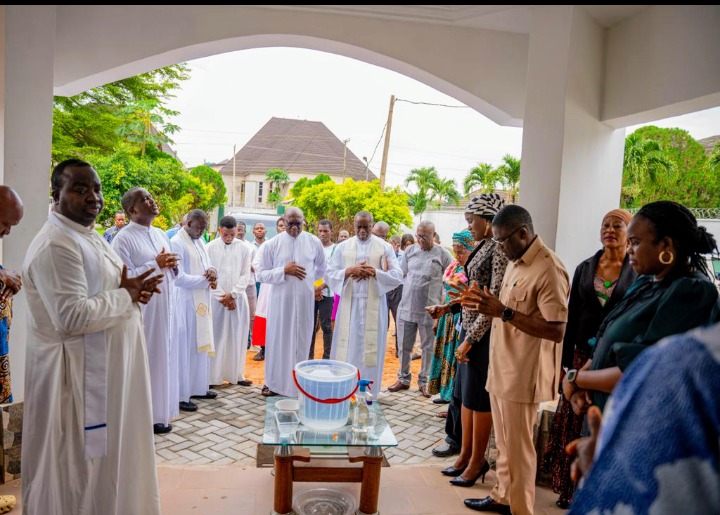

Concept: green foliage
[[493, 154, 521, 203], [463, 162, 495, 195], [404, 167, 440, 215], [52, 63, 189, 164], [116, 99, 180, 157], [289, 174, 331, 198], [265, 168, 290, 207], [293, 178, 412, 235], [190, 165, 227, 211], [89, 145, 214, 230], [621, 126, 718, 208]]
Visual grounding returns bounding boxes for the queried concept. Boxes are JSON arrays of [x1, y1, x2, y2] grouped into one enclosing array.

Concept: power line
[[395, 98, 469, 109]]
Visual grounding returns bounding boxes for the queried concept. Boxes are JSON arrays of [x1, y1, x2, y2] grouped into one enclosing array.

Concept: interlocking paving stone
[[155, 384, 453, 466]]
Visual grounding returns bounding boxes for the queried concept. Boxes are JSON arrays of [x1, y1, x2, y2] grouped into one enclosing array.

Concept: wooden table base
[[273, 446, 384, 515]]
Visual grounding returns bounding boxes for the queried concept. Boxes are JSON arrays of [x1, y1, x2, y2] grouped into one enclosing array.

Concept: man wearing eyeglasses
[[253, 207, 326, 397], [388, 220, 453, 398], [325, 212, 403, 390], [458, 205, 569, 515]]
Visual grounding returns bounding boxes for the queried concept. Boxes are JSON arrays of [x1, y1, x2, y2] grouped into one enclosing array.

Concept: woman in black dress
[[440, 193, 509, 488], [542, 209, 636, 508]]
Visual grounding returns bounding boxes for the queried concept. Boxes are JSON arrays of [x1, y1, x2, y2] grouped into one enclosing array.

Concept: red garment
[[251, 315, 266, 347]]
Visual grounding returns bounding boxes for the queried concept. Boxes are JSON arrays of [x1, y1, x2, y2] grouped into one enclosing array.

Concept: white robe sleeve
[[374, 243, 403, 296], [324, 241, 348, 295], [111, 234, 158, 278], [230, 244, 252, 298], [254, 238, 287, 284], [27, 239, 134, 336], [171, 238, 210, 290]]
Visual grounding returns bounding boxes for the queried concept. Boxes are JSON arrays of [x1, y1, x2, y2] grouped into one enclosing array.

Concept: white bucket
[[293, 359, 359, 430]]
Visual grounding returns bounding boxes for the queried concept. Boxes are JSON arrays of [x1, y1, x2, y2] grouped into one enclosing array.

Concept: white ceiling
[[251, 5, 650, 34]]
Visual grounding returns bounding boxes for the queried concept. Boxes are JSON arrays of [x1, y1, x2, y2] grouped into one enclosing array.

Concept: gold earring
[[484, 224, 490, 237], [659, 250, 674, 265]]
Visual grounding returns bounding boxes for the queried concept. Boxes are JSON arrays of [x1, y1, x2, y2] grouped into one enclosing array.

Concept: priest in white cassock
[[170, 209, 217, 412], [22, 159, 163, 515], [111, 187, 180, 435], [325, 211, 403, 390], [254, 207, 326, 397], [207, 216, 252, 386]]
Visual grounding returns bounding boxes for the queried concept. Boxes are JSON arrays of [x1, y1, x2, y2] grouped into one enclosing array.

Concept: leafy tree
[[190, 165, 227, 211], [294, 178, 412, 235], [463, 162, 496, 195], [289, 174, 331, 198], [710, 142, 720, 168], [493, 154, 521, 203], [52, 63, 190, 164], [429, 177, 461, 207], [116, 99, 180, 157], [404, 167, 440, 215], [89, 145, 216, 230], [265, 168, 290, 207]]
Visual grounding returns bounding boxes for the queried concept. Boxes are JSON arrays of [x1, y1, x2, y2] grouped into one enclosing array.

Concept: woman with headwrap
[[541, 208, 637, 508], [438, 193, 509, 489], [426, 229, 475, 404]]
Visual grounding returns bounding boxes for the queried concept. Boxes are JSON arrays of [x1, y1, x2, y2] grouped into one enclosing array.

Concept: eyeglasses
[[491, 225, 524, 246], [285, 220, 303, 227], [415, 233, 432, 241]]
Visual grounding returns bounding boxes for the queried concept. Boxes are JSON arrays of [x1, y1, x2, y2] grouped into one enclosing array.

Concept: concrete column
[[1, 6, 56, 402], [519, 6, 625, 273]]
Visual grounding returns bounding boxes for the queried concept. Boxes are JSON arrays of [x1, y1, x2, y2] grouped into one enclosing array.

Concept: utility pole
[[363, 156, 369, 181], [379, 94, 396, 190], [232, 144, 236, 207], [342, 138, 350, 181]]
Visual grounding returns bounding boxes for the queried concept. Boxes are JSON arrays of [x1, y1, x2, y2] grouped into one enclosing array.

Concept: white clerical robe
[[254, 231, 327, 397], [325, 235, 403, 390], [112, 221, 178, 425], [171, 228, 214, 400], [207, 237, 251, 384], [21, 212, 160, 515]]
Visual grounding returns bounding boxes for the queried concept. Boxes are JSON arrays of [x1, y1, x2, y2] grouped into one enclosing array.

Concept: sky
[[165, 47, 719, 191]]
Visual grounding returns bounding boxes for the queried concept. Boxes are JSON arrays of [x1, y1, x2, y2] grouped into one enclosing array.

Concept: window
[[258, 181, 264, 203], [239, 181, 245, 204]]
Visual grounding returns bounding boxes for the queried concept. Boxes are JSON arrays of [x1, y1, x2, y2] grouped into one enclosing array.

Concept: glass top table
[[262, 396, 398, 448]]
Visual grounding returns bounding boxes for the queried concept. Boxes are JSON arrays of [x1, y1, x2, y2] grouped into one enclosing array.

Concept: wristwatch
[[566, 369, 578, 385], [501, 306, 515, 322]]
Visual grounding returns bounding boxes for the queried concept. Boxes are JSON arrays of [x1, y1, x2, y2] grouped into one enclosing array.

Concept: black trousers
[[309, 295, 334, 359], [445, 326, 464, 448], [386, 284, 403, 354]]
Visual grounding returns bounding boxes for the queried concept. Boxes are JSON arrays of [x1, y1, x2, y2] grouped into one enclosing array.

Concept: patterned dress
[[0, 265, 13, 404], [427, 261, 467, 400]]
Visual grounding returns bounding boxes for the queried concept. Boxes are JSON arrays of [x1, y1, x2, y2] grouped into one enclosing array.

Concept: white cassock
[[21, 212, 159, 515], [254, 231, 327, 397], [171, 228, 214, 400], [112, 221, 178, 425], [206, 237, 251, 384], [325, 235, 403, 390]]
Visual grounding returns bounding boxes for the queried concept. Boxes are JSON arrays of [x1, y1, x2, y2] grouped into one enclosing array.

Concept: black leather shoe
[[449, 460, 490, 487], [191, 390, 217, 400], [179, 401, 197, 412], [237, 379, 253, 386], [432, 397, 450, 404], [440, 464, 467, 477], [153, 423, 172, 434], [464, 496, 511, 514], [432, 443, 460, 457], [253, 348, 265, 361]]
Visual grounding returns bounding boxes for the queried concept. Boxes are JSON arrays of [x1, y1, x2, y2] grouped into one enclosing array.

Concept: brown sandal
[[435, 411, 448, 419], [261, 386, 278, 397]]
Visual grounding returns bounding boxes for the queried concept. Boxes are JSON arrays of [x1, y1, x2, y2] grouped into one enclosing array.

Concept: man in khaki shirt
[[459, 205, 569, 515]]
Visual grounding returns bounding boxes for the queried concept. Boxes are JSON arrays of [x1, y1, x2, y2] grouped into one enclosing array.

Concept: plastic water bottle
[[351, 379, 374, 435]]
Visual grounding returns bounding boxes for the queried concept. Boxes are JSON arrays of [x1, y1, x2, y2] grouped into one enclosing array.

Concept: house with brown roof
[[217, 117, 377, 210]]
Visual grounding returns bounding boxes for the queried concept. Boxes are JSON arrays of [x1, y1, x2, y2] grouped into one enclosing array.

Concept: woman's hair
[[635, 200, 718, 277], [401, 233, 415, 248]]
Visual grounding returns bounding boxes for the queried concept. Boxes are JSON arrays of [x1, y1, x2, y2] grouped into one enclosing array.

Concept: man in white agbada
[[235, 219, 257, 357], [111, 187, 180, 435], [22, 159, 163, 515], [170, 209, 218, 412], [325, 211, 403, 389], [207, 216, 252, 386], [254, 207, 326, 397]]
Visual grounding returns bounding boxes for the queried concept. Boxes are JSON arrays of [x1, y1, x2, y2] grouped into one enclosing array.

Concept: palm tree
[[462, 162, 496, 196], [429, 177, 461, 208], [493, 154, 521, 203], [404, 167, 440, 216], [622, 132, 674, 206], [265, 168, 290, 207]]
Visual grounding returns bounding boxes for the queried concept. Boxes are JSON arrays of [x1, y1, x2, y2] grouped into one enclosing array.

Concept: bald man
[[0, 185, 24, 416]]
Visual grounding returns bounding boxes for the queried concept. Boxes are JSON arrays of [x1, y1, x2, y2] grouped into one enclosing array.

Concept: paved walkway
[[154, 382, 456, 467]]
